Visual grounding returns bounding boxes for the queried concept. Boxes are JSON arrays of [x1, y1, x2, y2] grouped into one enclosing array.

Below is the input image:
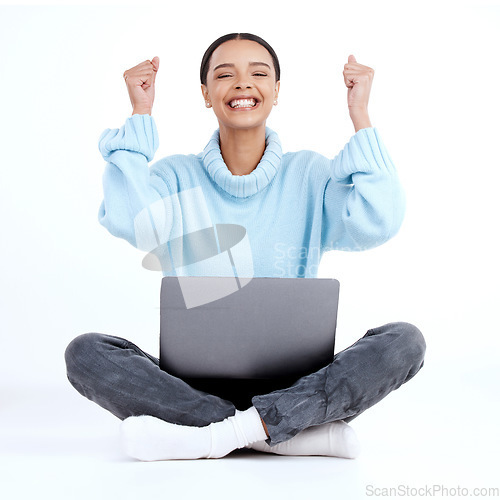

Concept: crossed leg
[[64, 321, 425, 459]]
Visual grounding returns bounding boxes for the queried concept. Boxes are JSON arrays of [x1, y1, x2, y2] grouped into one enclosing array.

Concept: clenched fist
[[123, 56, 160, 115], [343, 55, 374, 113], [343, 55, 374, 131]]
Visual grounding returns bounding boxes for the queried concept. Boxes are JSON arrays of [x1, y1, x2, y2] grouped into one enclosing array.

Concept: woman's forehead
[[210, 39, 273, 66]]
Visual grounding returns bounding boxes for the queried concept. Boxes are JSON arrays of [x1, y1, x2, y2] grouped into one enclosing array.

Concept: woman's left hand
[[343, 55, 374, 116]]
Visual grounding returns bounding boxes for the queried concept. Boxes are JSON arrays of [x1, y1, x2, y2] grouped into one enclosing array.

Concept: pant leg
[[252, 321, 426, 446], [64, 332, 236, 426]]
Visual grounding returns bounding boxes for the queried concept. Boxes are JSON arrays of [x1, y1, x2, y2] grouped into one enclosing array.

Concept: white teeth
[[229, 98, 256, 108]]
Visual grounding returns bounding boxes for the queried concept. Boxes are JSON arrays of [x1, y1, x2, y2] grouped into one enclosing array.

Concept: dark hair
[[200, 33, 280, 86]]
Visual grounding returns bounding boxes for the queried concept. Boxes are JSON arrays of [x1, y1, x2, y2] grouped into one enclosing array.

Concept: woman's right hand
[[123, 56, 160, 115]]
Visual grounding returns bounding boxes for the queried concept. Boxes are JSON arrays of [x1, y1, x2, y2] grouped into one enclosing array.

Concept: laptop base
[[183, 376, 301, 411]]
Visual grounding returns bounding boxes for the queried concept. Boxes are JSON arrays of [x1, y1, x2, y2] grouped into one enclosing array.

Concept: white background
[[1, 0, 499, 498]]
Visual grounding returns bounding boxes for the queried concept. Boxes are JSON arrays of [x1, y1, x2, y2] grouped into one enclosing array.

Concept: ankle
[[260, 417, 270, 437]]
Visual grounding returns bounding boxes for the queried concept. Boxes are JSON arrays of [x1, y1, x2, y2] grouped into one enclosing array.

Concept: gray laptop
[[159, 276, 340, 380]]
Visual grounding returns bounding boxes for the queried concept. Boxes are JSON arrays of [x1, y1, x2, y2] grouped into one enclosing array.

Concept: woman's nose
[[235, 81, 252, 89]]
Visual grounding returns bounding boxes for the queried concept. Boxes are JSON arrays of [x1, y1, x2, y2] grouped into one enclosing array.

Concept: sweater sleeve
[[97, 113, 174, 251], [320, 127, 406, 252]]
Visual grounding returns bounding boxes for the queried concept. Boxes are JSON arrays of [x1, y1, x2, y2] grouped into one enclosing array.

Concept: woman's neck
[[218, 124, 266, 176]]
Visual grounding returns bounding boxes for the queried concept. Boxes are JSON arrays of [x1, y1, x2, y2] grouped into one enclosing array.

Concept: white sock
[[119, 406, 268, 461], [247, 420, 361, 459]]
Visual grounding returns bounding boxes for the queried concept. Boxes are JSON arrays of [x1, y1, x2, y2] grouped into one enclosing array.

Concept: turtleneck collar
[[201, 126, 282, 198]]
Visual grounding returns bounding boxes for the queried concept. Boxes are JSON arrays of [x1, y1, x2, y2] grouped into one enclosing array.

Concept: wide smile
[[226, 97, 261, 111]]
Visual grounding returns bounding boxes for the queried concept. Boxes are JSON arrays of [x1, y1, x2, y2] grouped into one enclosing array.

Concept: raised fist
[[123, 56, 160, 115]]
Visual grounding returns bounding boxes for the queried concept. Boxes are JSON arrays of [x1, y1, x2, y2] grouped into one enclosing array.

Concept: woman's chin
[[217, 113, 271, 132]]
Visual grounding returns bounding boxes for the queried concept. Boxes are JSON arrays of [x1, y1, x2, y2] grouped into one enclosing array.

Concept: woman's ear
[[201, 84, 208, 102], [274, 81, 280, 100], [201, 84, 211, 108]]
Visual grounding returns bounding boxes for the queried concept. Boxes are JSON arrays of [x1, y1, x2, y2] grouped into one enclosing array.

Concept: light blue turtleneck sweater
[[98, 114, 405, 279]]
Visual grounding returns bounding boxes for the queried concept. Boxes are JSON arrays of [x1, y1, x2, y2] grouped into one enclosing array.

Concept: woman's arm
[[97, 113, 174, 251], [320, 54, 404, 251], [350, 109, 372, 133], [320, 126, 405, 252], [343, 54, 374, 133]]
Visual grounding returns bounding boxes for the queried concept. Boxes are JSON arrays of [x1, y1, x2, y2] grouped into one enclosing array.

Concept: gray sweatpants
[[64, 322, 425, 446]]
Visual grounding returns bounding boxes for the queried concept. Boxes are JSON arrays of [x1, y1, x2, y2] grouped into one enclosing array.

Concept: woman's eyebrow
[[213, 62, 271, 72]]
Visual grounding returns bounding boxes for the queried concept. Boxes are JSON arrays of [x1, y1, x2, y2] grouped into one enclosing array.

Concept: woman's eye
[[217, 73, 267, 79]]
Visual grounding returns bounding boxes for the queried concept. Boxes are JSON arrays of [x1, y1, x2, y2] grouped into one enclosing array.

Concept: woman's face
[[201, 39, 280, 132]]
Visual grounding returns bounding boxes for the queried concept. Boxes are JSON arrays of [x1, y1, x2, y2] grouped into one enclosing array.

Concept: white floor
[[2, 356, 499, 500]]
